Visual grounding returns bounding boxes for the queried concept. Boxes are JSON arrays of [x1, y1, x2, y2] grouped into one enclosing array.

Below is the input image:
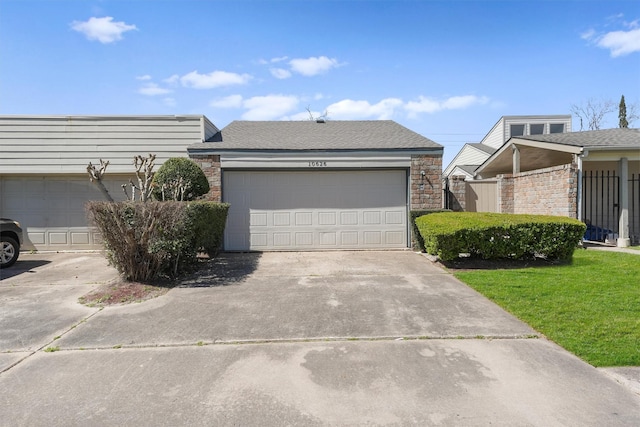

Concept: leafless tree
[[570, 98, 616, 130], [306, 106, 329, 122]]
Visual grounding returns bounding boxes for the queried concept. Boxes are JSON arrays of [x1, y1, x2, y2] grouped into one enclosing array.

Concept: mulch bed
[[79, 280, 173, 307]]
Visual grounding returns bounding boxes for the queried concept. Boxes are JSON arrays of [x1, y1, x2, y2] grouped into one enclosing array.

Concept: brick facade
[[189, 154, 222, 202], [410, 154, 443, 210]]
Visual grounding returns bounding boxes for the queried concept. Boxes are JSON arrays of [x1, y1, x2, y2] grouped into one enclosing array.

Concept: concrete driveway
[[1, 251, 639, 426]]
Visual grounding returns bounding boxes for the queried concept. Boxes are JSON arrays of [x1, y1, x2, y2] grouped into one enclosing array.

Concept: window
[[510, 124, 525, 137], [530, 124, 545, 135], [550, 123, 565, 133]]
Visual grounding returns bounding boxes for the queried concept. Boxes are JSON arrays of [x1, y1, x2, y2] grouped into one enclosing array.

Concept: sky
[[1, 0, 639, 166]]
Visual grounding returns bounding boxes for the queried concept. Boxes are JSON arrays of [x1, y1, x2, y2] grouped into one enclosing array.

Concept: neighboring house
[[470, 128, 640, 246], [444, 115, 572, 180], [188, 120, 443, 251], [0, 115, 218, 250]]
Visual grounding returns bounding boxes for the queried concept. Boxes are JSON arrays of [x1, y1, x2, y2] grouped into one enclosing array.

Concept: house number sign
[[308, 161, 328, 167]]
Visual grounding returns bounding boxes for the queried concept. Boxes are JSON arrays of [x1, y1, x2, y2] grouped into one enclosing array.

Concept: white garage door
[[0, 176, 127, 250], [223, 170, 408, 251]]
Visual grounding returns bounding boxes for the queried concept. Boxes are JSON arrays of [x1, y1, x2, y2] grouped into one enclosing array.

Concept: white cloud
[[270, 68, 292, 79], [180, 70, 252, 89], [405, 95, 489, 117], [138, 83, 172, 96], [136, 74, 152, 81], [289, 56, 341, 76], [163, 97, 176, 107], [164, 74, 180, 85], [582, 16, 640, 57], [210, 94, 244, 108], [596, 28, 640, 57], [242, 95, 299, 120], [325, 98, 403, 120], [270, 56, 289, 63], [71, 16, 137, 44], [210, 93, 299, 119]]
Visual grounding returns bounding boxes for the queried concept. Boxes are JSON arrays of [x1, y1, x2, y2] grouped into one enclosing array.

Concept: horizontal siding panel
[[0, 116, 204, 127], [0, 132, 202, 139], [0, 115, 210, 174], [1, 145, 201, 153], [0, 151, 190, 159]]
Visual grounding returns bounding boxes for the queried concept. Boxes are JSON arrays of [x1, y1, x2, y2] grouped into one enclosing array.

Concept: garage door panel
[[223, 170, 408, 251], [1, 176, 129, 250]]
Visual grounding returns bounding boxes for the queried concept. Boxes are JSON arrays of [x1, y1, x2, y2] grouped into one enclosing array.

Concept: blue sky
[[1, 0, 639, 165]]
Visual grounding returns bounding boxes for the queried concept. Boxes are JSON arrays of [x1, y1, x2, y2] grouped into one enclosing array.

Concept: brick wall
[[497, 174, 514, 214], [410, 154, 442, 210], [446, 175, 466, 211], [511, 164, 578, 218], [189, 154, 222, 202]]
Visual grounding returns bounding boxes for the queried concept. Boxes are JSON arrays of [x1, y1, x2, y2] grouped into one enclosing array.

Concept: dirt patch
[[79, 280, 172, 307]]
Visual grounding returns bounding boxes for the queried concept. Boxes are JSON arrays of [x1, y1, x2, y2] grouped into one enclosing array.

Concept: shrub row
[[410, 209, 452, 251], [415, 212, 586, 262], [87, 201, 229, 282]]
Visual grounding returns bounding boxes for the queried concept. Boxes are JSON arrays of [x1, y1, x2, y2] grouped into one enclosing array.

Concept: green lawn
[[454, 250, 640, 367]]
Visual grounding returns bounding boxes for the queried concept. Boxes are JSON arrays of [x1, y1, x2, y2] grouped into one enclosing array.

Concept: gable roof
[[190, 120, 442, 152], [475, 127, 640, 178], [515, 127, 640, 149]]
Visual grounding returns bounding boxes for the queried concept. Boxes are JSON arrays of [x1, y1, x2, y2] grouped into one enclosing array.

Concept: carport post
[[618, 157, 630, 247]]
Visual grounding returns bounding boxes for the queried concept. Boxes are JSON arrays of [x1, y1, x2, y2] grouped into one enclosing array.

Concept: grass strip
[[454, 250, 640, 367]]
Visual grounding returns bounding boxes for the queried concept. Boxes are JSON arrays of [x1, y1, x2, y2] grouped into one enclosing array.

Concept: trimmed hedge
[[86, 201, 229, 282], [410, 209, 452, 251], [187, 201, 230, 257], [152, 157, 210, 201], [415, 212, 586, 262]]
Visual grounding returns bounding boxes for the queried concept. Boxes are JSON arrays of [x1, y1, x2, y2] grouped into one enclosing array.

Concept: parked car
[[1, 218, 23, 268]]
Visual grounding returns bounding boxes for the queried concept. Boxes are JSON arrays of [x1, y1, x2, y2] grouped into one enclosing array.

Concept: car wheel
[[0, 236, 20, 268]]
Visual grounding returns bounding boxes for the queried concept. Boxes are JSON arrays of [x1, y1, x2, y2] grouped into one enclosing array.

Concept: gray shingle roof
[[468, 143, 497, 155], [455, 165, 481, 175], [192, 120, 442, 151], [516, 128, 640, 148]]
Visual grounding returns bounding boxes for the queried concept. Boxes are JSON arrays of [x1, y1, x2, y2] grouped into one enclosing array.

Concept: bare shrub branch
[[86, 159, 114, 202]]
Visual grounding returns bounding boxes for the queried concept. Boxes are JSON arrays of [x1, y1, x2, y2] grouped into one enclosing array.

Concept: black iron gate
[[582, 170, 619, 242]]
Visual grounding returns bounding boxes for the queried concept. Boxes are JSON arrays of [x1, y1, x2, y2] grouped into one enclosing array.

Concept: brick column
[[447, 175, 466, 211], [189, 154, 221, 202], [497, 174, 514, 214], [410, 154, 442, 210]]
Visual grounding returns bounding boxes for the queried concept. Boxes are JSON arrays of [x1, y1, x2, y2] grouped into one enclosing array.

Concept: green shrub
[[416, 212, 586, 262], [87, 200, 230, 282], [152, 157, 210, 201], [410, 209, 451, 251], [186, 201, 230, 257]]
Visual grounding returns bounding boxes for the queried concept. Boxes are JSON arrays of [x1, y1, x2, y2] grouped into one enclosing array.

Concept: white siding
[[0, 115, 211, 174], [443, 145, 492, 176], [481, 118, 506, 150], [481, 116, 572, 150]]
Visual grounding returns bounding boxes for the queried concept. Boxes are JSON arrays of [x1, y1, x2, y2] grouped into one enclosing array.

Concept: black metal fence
[[582, 170, 619, 242]]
